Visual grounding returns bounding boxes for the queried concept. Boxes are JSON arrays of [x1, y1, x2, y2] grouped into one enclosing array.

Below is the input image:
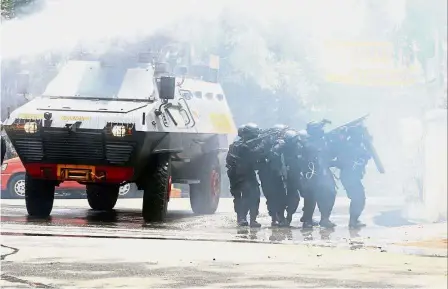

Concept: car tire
[[86, 184, 120, 211], [7, 173, 26, 199], [142, 153, 171, 222], [25, 173, 55, 217]]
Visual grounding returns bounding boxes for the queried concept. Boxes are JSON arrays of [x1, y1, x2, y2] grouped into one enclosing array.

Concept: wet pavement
[[1, 197, 447, 288]]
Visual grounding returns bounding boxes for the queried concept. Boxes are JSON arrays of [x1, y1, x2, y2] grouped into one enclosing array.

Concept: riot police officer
[[1, 138, 6, 165], [226, 123, 262, 227], [302, 121, 337, 228], [272, 129, 302, 226], [257, 124, 288, 226], [296, 129, 319, 228], [1, 122, 6, 165], [334, 125, 371, 228]]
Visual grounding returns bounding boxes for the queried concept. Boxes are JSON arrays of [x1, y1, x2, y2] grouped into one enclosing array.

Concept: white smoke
[[1, 0, 446, 224], [1, 0, 366, 66], [1, 0, 221, 58]]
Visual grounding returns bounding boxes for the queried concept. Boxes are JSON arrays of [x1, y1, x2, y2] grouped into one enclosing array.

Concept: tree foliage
[[391, 0, 446, 72], [1, 0, 35, 19]]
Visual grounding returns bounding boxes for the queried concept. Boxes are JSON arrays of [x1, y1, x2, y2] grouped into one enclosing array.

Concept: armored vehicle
[[3, 43, 237, 221]]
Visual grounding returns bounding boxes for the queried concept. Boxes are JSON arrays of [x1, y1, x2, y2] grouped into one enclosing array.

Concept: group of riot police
[[226, 119, 373, 229]]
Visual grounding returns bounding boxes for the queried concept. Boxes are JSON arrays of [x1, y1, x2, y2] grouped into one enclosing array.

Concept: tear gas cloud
[[2, 0, 367, 59], [1, 0, 446, 222]]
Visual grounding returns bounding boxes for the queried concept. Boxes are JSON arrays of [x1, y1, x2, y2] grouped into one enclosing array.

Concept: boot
[[237, 214, 248, 227], [349, 219, 366, 229], [250, 219, 262, 228], [302, 221, 314, 229], [319, 218, 337, 228], [300, 216, 319, 226], [271, 215, 279, 227]]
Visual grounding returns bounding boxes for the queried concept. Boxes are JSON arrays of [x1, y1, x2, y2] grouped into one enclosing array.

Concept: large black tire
[[189, 154, 221, 214], [7, 173, 26, 199], [86, 184, 119, 211], [142, 153, 171, 222], [25, 173, 55, 217]]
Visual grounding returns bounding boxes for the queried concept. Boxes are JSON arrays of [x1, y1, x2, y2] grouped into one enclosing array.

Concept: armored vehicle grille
[[42, 130, 105, 162], [9, 129, 136, 165], [105, 143, 135, 164], [13, 137, 44, 162]]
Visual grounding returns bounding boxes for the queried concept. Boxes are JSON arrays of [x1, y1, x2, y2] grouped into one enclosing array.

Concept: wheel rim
[[210, 169, 220, 200], [118, 183, 131, 196], [14, 179, 26, 197]]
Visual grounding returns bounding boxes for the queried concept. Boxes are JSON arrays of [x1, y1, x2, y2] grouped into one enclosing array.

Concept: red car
[[1, 157, 137, 198]]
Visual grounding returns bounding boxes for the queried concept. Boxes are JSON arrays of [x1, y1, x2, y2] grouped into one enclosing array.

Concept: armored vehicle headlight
[[24, 121, 38, 134], [111, 125, 127, 137]]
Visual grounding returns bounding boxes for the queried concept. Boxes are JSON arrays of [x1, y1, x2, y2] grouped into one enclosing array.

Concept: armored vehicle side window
[[205, 92, 213, 100], [194, 91, 202, 99], [179, 89, 193, 100], [216, 94, 224, 101]]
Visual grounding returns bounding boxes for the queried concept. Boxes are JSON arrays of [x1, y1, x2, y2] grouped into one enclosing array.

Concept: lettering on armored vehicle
[[17, 113, 43, 120], [60, 116, 92, 121]]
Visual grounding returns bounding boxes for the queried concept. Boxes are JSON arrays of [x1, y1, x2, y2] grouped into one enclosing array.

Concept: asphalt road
[[1, 197, 447, 288]]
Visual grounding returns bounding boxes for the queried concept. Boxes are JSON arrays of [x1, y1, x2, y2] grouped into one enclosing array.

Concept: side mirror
[[159, 76, 176, 100]]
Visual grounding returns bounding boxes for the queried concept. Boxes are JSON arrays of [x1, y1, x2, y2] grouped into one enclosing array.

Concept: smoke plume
[[1, 0, 446, 223]]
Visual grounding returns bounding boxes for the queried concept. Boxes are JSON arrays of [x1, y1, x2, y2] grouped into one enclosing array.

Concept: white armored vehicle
[[3, 43, 237, 221]]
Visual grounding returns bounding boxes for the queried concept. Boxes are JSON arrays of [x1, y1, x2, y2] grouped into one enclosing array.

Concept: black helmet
[[273, 124, 288, 131], [267, 124, 288, 140], [306, 121, 325, 137], [297, 129, 309, 140], [283, 129, 299, 143], [238, 123, 260, 139]]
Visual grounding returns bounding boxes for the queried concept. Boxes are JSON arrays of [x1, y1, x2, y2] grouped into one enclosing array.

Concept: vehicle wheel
[[25, 173, 55, 217], [86, 184, 119, 211], [142, 153, 171, 222], [189, 153, 221, 214], [118, 183, 137, 198], [7, 173, 26, 199]]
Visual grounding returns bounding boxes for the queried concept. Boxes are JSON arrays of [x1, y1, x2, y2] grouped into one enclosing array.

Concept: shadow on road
[[1, 208, 197, 229], [373, 209, 417, 227]]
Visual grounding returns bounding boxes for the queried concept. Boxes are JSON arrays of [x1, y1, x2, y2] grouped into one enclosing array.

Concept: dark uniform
[[271, 130, 302, 226], [1, 122, 5, 165], [226, 123, 262, 228], [334, 126, 371, 228], [296, 130, 319, 228], [301, 122, 337, 228], [257, 125, 288, 226], [1, 137, 6, 165]]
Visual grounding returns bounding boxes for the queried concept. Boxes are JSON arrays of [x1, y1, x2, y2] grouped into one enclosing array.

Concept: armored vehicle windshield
[[43, 60, 156, 101]]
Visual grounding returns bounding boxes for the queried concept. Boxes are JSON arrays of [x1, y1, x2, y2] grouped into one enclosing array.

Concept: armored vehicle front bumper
[[4, 123, 141, 183]]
